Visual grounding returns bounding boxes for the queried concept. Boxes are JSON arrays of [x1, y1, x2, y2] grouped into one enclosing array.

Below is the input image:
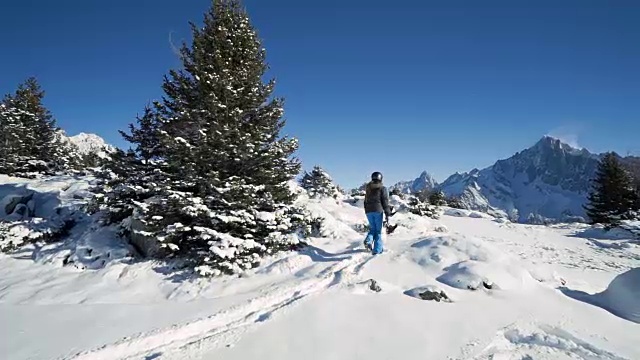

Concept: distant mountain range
[[393, 136, 640, 223]]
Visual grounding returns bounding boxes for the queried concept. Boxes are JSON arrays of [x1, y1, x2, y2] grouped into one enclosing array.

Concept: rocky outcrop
[[2, 192, 35, 219], [404, 285, 452, 302], [129, 217, 166, 258]]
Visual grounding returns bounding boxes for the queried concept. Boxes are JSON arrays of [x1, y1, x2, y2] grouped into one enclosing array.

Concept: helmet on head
[[371, 171, 383, 182]]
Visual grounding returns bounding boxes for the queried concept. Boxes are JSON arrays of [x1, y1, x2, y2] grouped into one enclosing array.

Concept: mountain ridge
[[394, 136, 627, 223], [391, 171, 438, 194]]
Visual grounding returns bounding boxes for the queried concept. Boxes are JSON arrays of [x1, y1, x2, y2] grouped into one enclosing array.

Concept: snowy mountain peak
[[392, 171, 438, 194], [535, 135, 585, 154], [439, 137, 601, 223], [67, 133, 116, 157]]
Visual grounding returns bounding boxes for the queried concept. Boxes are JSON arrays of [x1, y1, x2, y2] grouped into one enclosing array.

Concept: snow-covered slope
[[2, 178, 639, 360], [439, 136, 601, 222], [66, 132, 116, 158], [392, 170, 438, 194]]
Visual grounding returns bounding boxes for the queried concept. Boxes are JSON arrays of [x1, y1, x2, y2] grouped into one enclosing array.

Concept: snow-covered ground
[[1, 178, 639, 360]]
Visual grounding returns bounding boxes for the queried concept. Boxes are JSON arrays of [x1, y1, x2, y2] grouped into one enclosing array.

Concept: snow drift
[[562, 267, 640, 324]]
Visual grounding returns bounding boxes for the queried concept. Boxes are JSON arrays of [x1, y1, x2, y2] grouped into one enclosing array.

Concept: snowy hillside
[[66, 132, 116, 158], [439, 136, 601, 222], [2, 175, 640, 360], [392, 170, 438, 194]]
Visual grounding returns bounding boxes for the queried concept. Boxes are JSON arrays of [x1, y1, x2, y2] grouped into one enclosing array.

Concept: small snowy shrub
[[407, 196, 440, 219], [0, 217, 76, 252], [353, 222, 371, 233]]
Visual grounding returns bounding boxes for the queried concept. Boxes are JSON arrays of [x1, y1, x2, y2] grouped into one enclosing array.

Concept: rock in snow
[[404, 285, 452, 302]]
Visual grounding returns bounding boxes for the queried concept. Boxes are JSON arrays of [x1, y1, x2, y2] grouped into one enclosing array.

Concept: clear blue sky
[[2, 0, 639, 188]]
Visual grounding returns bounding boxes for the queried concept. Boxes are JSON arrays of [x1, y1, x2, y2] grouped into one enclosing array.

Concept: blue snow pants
[[364, 212, 384, 254]]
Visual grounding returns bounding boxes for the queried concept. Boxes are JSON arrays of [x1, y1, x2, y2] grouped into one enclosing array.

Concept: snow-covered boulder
[[409, 235, 538, 292], [436, 260, 536, 291]]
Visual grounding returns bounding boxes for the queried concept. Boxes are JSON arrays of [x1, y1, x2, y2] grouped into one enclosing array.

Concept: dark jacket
[[364, 181, 391, 217]]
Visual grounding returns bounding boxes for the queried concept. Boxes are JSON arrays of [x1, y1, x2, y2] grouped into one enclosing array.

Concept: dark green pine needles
[[584, 152, 639, 227], [95, 0, 309, 276]]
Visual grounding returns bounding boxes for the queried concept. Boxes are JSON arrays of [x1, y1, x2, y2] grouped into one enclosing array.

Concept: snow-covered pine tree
[[119, 103, 165, 162], [0, 104, 28, 174], [0, 78, 80, 175], [89, 104, 168, 225], [111, 0, 308, 275], [584, 152, 639, 227], [428, 190, 446, 206], [300, 165, 340, 199]]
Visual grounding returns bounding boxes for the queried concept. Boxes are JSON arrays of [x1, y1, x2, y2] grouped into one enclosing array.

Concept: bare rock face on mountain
[[438, 136, 601, 223], [392, 171, 438, 194]]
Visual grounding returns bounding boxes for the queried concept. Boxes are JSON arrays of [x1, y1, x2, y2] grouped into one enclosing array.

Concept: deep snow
[[1, 177, 639, 360]]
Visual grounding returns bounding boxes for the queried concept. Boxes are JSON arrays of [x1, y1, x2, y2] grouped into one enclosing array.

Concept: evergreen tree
[[0, 77, 78, 175], [3, 78, 55, 161], [584, 153, 639, 226], [300, 165, 340, 199], [0, 104, 28, 173], [98, 0, 308, 275], [90, 102, 169, 225], [428, 190, 446, 206], [119, 103, 165, 162]]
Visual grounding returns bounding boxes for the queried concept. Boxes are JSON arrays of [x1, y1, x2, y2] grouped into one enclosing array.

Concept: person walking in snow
[[363, 171, 392, 255]]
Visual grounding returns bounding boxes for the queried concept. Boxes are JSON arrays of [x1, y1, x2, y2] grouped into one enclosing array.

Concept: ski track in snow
[[467, 322, 630, 360], [67, 248, 376, 360]]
